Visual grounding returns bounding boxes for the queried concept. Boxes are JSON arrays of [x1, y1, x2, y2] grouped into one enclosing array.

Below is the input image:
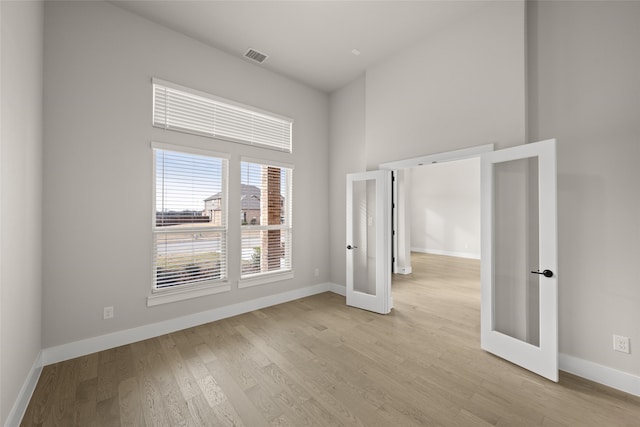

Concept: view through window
[[153, 147, 228, 290], [240, 160, 292, 278]]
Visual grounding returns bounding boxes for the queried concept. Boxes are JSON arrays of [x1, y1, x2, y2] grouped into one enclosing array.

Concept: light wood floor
[[22, 253, 640, 426]]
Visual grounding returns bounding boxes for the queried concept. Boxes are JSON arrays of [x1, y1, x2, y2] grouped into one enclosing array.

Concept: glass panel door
[[481, 139, 558, 381], [346, 170, 392, 314]]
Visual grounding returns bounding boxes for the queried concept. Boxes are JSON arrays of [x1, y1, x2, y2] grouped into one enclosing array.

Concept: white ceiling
[[111, 1, 483, 93]]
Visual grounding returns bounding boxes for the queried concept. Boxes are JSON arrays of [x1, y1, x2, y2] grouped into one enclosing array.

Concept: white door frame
[[379, 143, 495, 170], [379, 144, 494, 273]]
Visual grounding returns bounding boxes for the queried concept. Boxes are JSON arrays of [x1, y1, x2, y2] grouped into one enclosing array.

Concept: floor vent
[[244, 48, 268, 64]]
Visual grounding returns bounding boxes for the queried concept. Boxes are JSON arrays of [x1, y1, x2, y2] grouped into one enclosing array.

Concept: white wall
[[410, 158, 480, 259], [528, 0, 640, 377], [0, 1, 44, 424], [328, 76, 366, 285], [42, 1, 329, 349], [365, 1, 526, 169]]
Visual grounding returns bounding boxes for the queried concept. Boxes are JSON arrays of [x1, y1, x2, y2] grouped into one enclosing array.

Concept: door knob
[[530, 269, 554, 278], [346, 245, 358, 250]]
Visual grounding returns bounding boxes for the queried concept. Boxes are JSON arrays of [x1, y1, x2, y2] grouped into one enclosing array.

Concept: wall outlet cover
[[613, 335, 630, 354], [103, 306, 114, 320]]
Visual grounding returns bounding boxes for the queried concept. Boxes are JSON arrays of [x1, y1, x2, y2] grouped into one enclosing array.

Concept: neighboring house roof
[[205, 184, 261, 210]]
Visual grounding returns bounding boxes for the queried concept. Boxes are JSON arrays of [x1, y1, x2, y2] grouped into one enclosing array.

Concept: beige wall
[[42, 1, 329, 348], [0, 1, 44, 423], [528, 0, 640, 376]]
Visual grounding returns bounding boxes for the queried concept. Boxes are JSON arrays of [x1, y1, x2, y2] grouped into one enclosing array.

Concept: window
[[240, 159, 293, 282], [152, 78, 293, 153], [152, 143, 228, 296]]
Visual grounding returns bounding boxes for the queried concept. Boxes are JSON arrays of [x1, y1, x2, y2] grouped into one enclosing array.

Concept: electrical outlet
[[103, 306, 114, 320], [613, 335, 630, 354], [314, 268, 319, 277]]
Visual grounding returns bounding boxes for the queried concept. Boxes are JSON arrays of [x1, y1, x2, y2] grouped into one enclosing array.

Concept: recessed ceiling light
[[351, 49, 361, 56]]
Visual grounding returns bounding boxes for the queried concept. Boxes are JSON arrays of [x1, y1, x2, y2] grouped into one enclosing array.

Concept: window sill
[[238, 270, 294, 289], [147, 281, 230, 307]]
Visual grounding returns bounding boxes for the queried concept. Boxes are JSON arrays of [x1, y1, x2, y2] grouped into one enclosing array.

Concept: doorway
[[391, 157, 482, 348], [401, 156, 481, 269]]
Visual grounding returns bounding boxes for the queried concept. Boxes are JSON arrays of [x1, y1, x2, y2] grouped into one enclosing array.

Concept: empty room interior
[[2, 0, 640, 425]]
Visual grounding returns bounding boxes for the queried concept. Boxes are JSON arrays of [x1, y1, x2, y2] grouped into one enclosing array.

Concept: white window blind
[[153, 79, 293, 153], [240, 159, 293, 278], [153, 145, 228, 290]]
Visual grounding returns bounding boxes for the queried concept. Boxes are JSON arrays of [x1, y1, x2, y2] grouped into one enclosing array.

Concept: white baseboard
[[328, 282, 346, 296], [42, 283, 330, 366], [5, 351, 43, 427], [411, 247, 480, 260], [559, 353, 640, 397]]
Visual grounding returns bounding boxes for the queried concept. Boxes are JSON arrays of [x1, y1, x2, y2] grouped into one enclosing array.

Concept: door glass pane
[[493, 157, 540, 347], [352, 179, 377, 296]]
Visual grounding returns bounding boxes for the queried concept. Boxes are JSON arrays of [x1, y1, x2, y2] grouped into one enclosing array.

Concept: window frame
[[148, 142, 231, 306], [238, 157, 294, 288]]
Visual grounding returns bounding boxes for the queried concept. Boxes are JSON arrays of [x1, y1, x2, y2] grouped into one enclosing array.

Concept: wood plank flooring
[[21, 253, 640, 426]]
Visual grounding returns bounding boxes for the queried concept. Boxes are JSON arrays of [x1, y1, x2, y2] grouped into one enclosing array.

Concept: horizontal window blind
[[153, 79, 293, 153], [240, 160, 293, 278], [155, 231, 226, 288], [153, 147, 228, 290]]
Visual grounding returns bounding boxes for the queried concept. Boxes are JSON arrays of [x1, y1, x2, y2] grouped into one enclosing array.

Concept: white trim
[[238, 270, 294, 289], [154, 226, 227, 234], [397, 266, 412, 275], [151, 141, 231, 159], [559, 353, 640, 397], [241, 224, 290, 232], [240, 156, 295, 170], [329, 282, 346, 296], [379, 143, 494, 170], [147, 282, 231, 307], [5, 351, 43, 427], [411, 247, 481, 260], [42, 283, 330, 366], [392, 170, 398, 274]]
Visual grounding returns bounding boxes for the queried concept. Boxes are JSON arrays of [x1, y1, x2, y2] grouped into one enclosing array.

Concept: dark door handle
[[346, 245, 358, 250], [531, 269, 554, 278]]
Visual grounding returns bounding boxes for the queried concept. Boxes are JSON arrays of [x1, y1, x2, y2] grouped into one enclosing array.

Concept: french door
[[344, 140, 558, 382], [345, 170, 392, 314], [480, 139, 558, 381]]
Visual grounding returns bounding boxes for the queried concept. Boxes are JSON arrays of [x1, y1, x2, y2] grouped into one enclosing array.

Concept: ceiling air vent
[[244, 48, 268, 64]]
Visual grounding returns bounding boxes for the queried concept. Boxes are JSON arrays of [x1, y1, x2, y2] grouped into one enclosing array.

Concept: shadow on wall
[[557, 172, 605, 351]]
